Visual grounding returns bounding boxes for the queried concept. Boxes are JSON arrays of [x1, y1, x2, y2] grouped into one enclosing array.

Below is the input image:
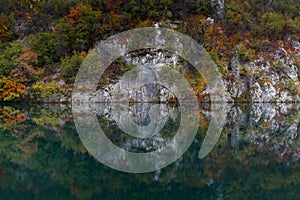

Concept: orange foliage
[[0, 77, 26, 101], [69, 5, 81, 25], [0, 107, 27, 130], [18, 47, 38, 65], [80, 51, 87, 58], [11, 47, 41, 83], [202, 22, 251, 60], [0, 106, 39, 158], [24, 12, 33, 22], [184, 70, 207, 101]]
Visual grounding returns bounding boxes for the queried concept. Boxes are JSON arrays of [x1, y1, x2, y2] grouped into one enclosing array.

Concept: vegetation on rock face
[[30, 80, 62, 102], [60, 52, 85, 84], [0, 0, 299, 102]]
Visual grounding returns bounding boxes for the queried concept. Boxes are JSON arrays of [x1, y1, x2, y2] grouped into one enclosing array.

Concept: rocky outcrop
[[220, 46, 300, 102], [70, 46, 300, 104], [211, 0, 226, 21], [60, 43, 300, 104], [89, 51, 183, 103]]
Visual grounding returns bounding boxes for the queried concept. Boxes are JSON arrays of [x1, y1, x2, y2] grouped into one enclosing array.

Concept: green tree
[[125, 0, 171, 21], [55, 4, 102, 54], [60, 52, 85, 84], [261, 12, 286, 40], [0, 13, 16, 43], [0, 42, 24, 77], [28, 32, 61, 70]]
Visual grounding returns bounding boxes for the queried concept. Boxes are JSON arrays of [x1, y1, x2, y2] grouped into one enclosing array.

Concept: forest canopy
[[0, 0, 299, 102]]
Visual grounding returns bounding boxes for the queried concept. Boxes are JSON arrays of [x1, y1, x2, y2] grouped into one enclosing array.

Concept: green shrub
[[0, 42, 24, 77], [0, 13, 16, 43], [235, 43, 255, 62], [28, 32, 61, 70], [125, 0, 171, 21], [286, 79, 300, 96], [54, 4, 102, 53], [60, 52, 84, 84], [260, 12, 286, 40], [41, 0, 79, 17], [30, 80, 62, 102]]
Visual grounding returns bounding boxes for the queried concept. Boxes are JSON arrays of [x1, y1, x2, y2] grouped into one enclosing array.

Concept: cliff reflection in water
[[95, 103, 182, 152], [0, 103, 300, 198], [90, 102, 300, 163]]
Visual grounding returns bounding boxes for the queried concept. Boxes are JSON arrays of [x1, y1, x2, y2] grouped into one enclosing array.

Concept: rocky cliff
[[88, 41, 300, 103]]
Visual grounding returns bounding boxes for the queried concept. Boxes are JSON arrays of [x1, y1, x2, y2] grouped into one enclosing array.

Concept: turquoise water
[[0, 103, 300, 199]]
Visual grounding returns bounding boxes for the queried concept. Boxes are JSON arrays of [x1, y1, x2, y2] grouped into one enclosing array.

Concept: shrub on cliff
[[28, 32, 62, 71], [30, 80, 62, 102], [60, 52, 85, 84]]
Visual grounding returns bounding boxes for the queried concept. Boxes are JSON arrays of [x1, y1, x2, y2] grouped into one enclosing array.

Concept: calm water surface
[[0, 103, 300, 199]]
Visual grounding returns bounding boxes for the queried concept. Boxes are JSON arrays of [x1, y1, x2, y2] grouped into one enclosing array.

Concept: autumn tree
[[0, 77, 26, 101], [55, 4, 102, 54]]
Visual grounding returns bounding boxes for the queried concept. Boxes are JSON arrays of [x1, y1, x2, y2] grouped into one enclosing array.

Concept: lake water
[[1, 103, 300, 199]]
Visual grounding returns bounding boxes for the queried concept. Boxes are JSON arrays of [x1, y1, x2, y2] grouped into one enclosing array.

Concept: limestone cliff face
[[220, 43, 300, 103], [58, 20, 300, 103], [91, 43, 300, 103]]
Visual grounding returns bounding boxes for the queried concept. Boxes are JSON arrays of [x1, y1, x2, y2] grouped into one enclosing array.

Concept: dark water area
[[0, 103, 300, 199]]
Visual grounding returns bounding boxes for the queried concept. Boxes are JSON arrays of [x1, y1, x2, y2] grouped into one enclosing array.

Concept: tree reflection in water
[[0, 103, 300, 198]]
